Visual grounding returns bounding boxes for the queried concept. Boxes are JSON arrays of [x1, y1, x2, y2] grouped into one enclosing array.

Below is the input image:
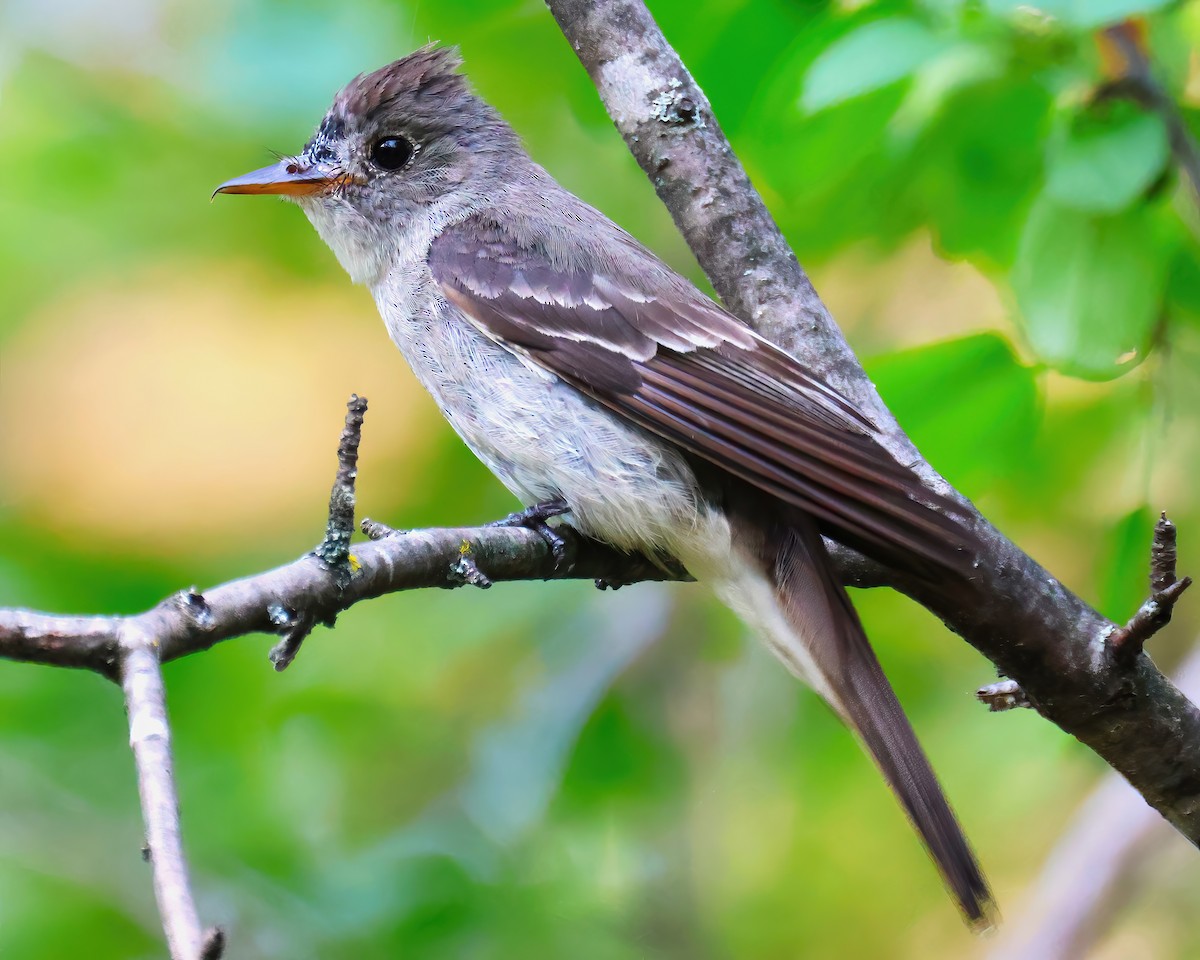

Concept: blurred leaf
[[908, 78, 1051, 266], [752, 83, 915, 255], [1012, 196, 1171, 379], [0, 871, 159, 960], [801, 19, 946, 113], [1096, 506, 1157, 621], [1045, 108, 1169, 213], [866, 333, 1039, 494], [1166, 236, 1200, 328], [686, 0, 814, 135], [984, 0, 1172, 28], [459, 589, 672, 843], [890, 41, 1003, 141], [1008, 375, 1147, 527], [190, 0, 418, 128]]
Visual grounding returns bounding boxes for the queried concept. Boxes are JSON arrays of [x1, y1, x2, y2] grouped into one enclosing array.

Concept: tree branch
[[543, 0, 1200, 843], [0, 525, 684, 675], [122, 631, 223, 960]]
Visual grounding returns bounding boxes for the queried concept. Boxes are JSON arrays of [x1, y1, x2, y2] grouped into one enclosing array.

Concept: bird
[[215, 45, 993, 924]]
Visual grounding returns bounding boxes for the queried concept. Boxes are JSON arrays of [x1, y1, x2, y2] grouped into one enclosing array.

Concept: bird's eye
[[371, 136, 414, 171]]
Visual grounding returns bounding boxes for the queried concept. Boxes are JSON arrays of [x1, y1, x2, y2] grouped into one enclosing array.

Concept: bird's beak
[[212, 158, 345, 198]]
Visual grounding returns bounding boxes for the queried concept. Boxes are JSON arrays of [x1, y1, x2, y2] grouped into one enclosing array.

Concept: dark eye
[[371, 136, 414, 171]]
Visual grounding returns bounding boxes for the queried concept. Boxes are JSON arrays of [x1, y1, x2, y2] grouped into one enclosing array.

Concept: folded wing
[[430, 212, 976, 575]]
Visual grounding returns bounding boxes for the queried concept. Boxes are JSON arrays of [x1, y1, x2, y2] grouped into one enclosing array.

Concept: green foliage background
[[2, 0, 1199, 956]]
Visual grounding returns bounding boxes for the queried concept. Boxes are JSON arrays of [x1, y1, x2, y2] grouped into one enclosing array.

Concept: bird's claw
[[490, 497, 571, 568]]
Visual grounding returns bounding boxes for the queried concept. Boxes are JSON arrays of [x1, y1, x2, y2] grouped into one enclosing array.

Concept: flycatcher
[[216, 46, 992, 924]]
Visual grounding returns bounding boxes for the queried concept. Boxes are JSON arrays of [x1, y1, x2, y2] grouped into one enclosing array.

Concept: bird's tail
[[697, 511, 994, 927]]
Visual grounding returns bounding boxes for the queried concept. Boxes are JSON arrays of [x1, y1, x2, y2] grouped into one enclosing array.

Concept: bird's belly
[[383, 300, 707, 556]]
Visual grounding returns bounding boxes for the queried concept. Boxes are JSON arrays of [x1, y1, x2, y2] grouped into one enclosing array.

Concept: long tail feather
[[704, 510, 994, 926]]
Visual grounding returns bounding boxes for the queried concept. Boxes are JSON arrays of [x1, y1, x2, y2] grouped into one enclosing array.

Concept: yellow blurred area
[[817, 231, 1007, 348], [0, 262, 440, 555]]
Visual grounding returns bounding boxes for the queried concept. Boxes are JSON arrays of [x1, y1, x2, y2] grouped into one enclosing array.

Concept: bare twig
[[361, 517, 401, 540], [0, 612, 121, 678], [122, 633, 212, 960], [270, 395, 369, 670], [313, 394, 368, 572], [986, 512, 1192, 703], [1151, 511, 1182, 594], [1099, 21, 1200, 203], [542, 0, 1200, 843], [1110, 513, 1193, 660]]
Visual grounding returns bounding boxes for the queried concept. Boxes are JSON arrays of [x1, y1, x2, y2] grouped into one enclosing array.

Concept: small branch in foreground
[[1109, 513, 1192, 661], [0, 391, 684, 956], [122, 632, 217, 960]]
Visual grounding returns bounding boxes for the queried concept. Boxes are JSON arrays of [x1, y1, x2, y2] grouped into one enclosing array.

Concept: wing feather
[[430, 214, 975, 574]]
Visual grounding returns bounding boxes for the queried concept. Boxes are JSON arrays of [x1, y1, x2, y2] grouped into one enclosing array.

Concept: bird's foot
[[490, 497, 572, 568]]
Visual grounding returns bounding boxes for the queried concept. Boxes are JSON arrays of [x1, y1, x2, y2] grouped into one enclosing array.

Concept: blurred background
[[1, 0, 1199, 957]]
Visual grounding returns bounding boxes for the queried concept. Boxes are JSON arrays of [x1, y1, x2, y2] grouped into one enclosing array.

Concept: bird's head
[[215, 45, 518, 285]]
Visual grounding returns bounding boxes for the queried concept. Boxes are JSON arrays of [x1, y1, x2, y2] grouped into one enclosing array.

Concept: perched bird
[[216, 46, 992, 923]]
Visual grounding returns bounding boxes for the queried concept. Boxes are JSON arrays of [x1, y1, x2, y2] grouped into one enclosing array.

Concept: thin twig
[[0, 611, 121, 678], [122, 632, 210, 960], [313, 394, 368, 572], [1100, 21, 1200, 204], [1151, 511, 1181, 594], [269, 395, 369, 670], [1110, 513, 1193, 660]]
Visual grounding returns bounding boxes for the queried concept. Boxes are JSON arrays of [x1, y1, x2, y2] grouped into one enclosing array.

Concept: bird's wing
[[429, 212, 974, 574]]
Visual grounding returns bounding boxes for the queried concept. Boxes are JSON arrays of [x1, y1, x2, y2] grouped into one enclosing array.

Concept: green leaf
[[801, 19, 946, 113], [866, 333, 1039, 495], [1165, 237, 1200, 328], [1012, 197, 1170, 379], [1096, 507, 1157, 622], [1045, 110, 1169, 213], [908, 78, 1052, 267]]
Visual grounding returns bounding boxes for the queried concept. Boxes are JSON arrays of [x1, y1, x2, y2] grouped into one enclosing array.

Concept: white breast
[[371, 270, 712, 557]]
